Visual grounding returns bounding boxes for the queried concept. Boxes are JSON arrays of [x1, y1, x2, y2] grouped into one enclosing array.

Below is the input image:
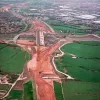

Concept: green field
[[55, 41, 100, 82], [45, 19, 100, 34], [0, 43, 30, 74], [54, 82, 64, 100], [5, 90, 23, 100], [4, 81, 34, 100], [51, 25, 86, 34], [62, 80, 100, 100], [23, 81, 34, 100], [80, 41, 100, 46], [95, 31, 100, 34], [61, 42, 100, 58], [45, 20, 90, 35]]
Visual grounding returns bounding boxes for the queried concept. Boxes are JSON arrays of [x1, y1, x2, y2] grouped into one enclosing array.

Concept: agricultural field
[[61, 41, 100, 58], [0, 42, 31, 87], [54, 41, 100, 100], [23, 81, 34, 100], [54, 82, 64, 100], [3, 81, 34, 100], [0, 84, 11, 91], [0, 43, 31, 99], [55, 41, 100, 82], [0, 43, 30, 74], [0, 84, 11, 98], [5, 90, 23, 100], [45, 19, 100, 35], [62, 80, 100, 100]]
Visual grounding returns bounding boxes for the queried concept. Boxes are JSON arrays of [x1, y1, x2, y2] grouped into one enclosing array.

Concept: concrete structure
[[36, 31, 45, 46]]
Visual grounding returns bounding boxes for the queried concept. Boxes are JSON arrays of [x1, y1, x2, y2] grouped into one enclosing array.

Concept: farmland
[[23, 81, 34, 100], [45, 20, 100, 35], [5, 90, 23, 100], [54, 82, 64, 100], [0, 43, 30, 74], [55, 41, 100, 82], [54, 41, 100, 100], [62, 80, 100, 100]]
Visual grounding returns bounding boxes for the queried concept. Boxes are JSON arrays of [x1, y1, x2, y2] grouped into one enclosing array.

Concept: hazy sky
[[51, 0, 100, 2]]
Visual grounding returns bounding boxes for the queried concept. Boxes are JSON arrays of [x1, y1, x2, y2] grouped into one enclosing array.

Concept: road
[[12, 18, 59, 100], [15, 26, 100, 100]]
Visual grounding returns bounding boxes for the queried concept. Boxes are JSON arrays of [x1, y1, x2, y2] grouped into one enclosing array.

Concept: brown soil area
[[13, 80, 24, 90]]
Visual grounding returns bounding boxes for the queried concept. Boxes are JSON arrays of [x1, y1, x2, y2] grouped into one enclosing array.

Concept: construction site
[[0, 1, 100, 100]]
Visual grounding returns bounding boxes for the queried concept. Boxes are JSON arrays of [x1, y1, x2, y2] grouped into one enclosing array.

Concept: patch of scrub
[[0, 84, 11, 91]]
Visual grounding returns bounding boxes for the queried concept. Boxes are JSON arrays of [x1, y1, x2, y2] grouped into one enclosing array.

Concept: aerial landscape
[[0, 0, 100, 100]]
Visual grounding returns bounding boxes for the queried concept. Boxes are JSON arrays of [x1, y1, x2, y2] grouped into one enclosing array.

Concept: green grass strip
[[54, 82, 64, 100]]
